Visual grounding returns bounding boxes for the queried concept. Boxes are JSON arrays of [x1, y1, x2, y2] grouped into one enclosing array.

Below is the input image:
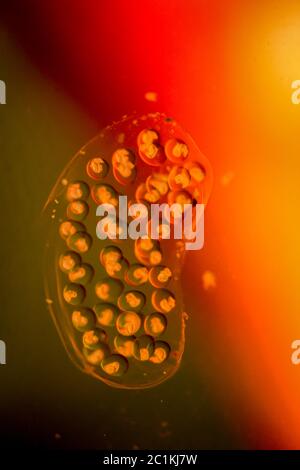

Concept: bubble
[[91, 183, 119, 206], [66, 181, 90, 201], [136, 182, 161, 203], [95, 278, 124, 302], [83, 344, 110, 365], [152, 289, 176, 313], [71, 308, 96, 332], [94, 303, 119, 327], [43, 112, 212, 389], [112, 148, 136, 185], [100, 246, 123, 265], [125, 264, 149, 286], [109, 259, 129, 279], [63, 283, 85, 305], [146, 173, 169, 196], [116, 311, 142, 336], [165, 138, 189, 163], [59, 251, 81, 273], [133, 335, 154, 361], [168, 166, 191, 191], [149, 250, 163, 266], [68, 263, 94, 285], [144, 313, 167, 336], [149, 266, 172, 288], [167, 190, 193, 211], [59, 221, 86, 241], [134, 238, 162, 267], [67, 232, 92, 254], [117, 290, 146, 312], [67, 200, 89, 221], [101, 354, 129, 377], [114, 335, 136, 357], [86, 157, 109, 180], [149, 341, 171, 364], [82, 328, 108, 349], [135, 237, 159, 255], [137, 129, 165, 166], [185, 161, 206, 184]]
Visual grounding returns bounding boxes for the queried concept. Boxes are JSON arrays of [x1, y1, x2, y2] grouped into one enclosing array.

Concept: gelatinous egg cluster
[[43, 112, 212, 389]]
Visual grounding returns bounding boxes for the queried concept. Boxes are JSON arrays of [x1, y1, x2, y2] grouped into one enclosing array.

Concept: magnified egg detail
[[43, 113, 212, 389]]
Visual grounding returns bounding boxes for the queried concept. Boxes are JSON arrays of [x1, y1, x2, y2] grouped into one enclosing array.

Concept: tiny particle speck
[[145, 91, 158, 102], [61, 178, 68, 186], [221, 171, 235, 186], [54, 433, 61, 440], [202, 270, 217, 290], [117, 133, 125, 144]]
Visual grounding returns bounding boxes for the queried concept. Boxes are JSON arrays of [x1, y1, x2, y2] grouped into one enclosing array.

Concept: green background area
[[0, 27, 241, 450]]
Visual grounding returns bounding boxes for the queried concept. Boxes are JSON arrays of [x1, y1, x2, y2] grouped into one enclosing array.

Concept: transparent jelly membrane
[[43, 112, 213, 389]]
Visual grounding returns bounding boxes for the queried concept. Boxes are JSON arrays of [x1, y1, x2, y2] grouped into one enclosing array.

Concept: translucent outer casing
[[43, 112, 213, 389]]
